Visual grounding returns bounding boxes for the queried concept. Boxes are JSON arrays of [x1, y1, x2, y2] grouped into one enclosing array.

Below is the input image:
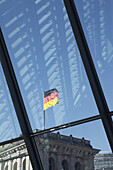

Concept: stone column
[[0, 162, 5, 170], [4, 162, 8, 169], [26, 156, 30, 170], [17, 158, 22, 170], [0, 163, 2, 170], [71, 156, 76, 170], [56, 154, 62, 170], [8, 160, 12, 170], [29, 161, 33, 170]]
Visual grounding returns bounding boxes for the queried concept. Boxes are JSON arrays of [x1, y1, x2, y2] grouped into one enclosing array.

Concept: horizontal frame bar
[[1, 111, 113, 146]]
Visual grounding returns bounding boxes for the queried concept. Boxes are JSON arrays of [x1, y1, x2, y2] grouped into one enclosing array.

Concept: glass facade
[[75, 0, 113, 110], [0, 0, 98, 139], [0, 65, 20, 142], [0, 0, 113, 169]]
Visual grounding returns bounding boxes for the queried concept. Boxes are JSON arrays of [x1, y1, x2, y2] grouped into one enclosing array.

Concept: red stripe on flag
[[44, 92, 58, 104]]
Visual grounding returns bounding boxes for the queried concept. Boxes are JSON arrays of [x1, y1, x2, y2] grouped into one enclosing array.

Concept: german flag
[[44, 88, 59, 110]]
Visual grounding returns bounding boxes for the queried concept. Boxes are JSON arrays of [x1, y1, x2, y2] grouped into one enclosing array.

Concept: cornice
[[0, 142, 26, 158]]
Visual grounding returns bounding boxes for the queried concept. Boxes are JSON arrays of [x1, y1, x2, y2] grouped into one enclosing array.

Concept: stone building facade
[[0, 132, 99, 170]]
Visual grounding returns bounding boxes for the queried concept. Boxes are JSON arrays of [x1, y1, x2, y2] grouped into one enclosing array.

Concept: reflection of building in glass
[[0, 0, 44, 134], [0, 66, 19, 141], [94, 152, 113, 170], [0, 132, 99, 170], [81, 0, 107, 72], [1, 0, 112, 144], [0, 0, 85, 135], [77, 0, 113, 111], [80, 0, 113, 73]]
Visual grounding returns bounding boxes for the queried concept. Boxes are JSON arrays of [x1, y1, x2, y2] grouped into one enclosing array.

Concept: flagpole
[[43, 110, 45, 130], [43, 91, 45, 130]]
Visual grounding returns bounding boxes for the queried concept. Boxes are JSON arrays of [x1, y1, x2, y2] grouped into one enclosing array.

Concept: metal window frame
[[0, 28, 44, 170], [63, 0, 113, 151], [0, 0, 113, 168]]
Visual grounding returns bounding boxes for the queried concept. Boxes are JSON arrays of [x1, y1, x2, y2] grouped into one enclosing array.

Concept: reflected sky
[[0, 64, 20, 141], [75, 0, 113, 110], [0, 0, 112, 151]]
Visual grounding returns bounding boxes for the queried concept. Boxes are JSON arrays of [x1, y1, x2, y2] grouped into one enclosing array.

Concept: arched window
[[75, 162, 81, 170], [62, 160, 68, 170], [49, 157, 55, 170], [13, 162, 17, 170]]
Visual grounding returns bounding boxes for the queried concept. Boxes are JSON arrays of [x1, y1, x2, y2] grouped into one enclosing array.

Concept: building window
[[75, 162, 81, 170], [62, 160, 68, 170], [49, 157, 55, 170]]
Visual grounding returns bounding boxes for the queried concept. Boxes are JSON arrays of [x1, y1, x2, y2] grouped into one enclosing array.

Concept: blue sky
[[0, 0, 113, 152]]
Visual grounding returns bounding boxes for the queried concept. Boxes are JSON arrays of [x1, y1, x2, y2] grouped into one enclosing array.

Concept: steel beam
[[63, 0, 113, 151], [1, 111, 113, 146], [0, 28, 43, 170]]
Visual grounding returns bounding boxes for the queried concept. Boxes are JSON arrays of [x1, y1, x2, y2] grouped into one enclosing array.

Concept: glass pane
[[75, 0, 113, 111], [0, 64, 21, 142], [0, 0, 111, 158], [0, 0, 99, 130]]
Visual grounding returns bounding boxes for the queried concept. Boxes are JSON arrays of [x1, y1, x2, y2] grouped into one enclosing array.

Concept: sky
[[0, 0, 113, 152]]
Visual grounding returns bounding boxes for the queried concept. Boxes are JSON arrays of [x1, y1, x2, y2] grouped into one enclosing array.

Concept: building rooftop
[[0, 131, 100, 158]]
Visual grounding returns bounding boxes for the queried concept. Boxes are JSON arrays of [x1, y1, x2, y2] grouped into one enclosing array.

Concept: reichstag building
[[0, 132, 99, 170]]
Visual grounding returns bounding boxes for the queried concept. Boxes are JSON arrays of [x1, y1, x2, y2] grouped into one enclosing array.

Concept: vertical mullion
[[0, 28, 44, 170], [63, 0, 113, 151]]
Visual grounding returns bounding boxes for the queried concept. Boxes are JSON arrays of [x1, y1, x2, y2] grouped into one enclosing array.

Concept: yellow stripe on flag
[[44, 97, 58, 110]]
